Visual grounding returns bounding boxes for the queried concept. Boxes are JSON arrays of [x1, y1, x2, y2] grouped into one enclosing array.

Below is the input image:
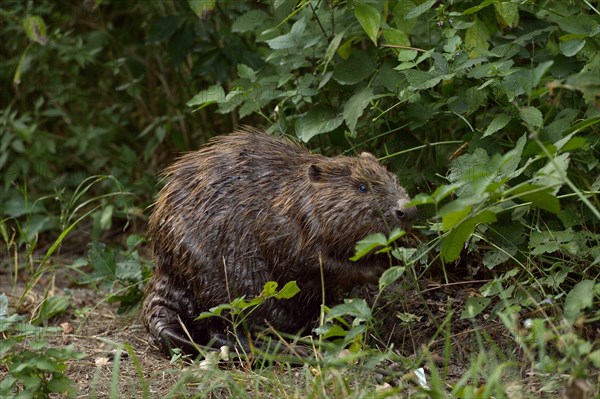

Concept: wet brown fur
[[142, 128, 415, 355]]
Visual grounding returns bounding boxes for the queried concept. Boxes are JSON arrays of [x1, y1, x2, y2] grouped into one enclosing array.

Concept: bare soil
[[0, 254, 551, 398]]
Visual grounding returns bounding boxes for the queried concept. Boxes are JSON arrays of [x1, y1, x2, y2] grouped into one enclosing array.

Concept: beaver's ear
[[308, 164, 322, 182], [360, 152, 378, 162]]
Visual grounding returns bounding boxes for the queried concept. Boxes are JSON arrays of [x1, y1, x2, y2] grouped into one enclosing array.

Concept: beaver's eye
[[358, 183, 368, 193]]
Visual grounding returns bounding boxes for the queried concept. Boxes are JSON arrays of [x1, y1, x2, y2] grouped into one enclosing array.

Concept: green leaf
[[186, 85, 225, 109], [33, 296, 69, 324], [519, 106, 543, 128], [326, 299, 372, 321], [564, 280, 595, 322], [355, 3, 381, 45], [148, 16, 185, 43], [88, 242, 116, 280], [232, 10, 268, 33], [509, 184, 561, 214], [403, 69, 447, 90], [387, 228, 406, 244], [441, 210, 497, 262], [237, 64, 257, 81], [333, 49, 377, 85], [99, 205, 113, 230], [187, 0, 215, 19], [465, 17, 491, 57], [406, 183, 461, 206], [350, 232, 387, 261], [559, 38, 586, 57], [116, 259, 143, 282], [324, 31, 345, 68], [392, 0, 417, 34], [483, 113, 512, 137], [22, 15, 48, 45], [266, 18, 306, 50], [343, 86, 374, 133], [498, 134, 526, 178], [557, 15, 600, 36], [274, 281, 300, 299], [533, 153, 570, 189], [382, 28, 410, 47], [295, 108, 343, 142], [0, 294, 7, 318], [405, 0, 436, 20], [460, 297, 491, 319], [463, 0, 496, 15], [314, 323, 348, 339], [529, 229, 575, 256], [442, 204, 471, 231], [379, 266, 405, 291], [494, 3, 519, 28]]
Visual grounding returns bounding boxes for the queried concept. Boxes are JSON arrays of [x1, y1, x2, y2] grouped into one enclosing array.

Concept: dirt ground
[[0, 258, 559, 398]]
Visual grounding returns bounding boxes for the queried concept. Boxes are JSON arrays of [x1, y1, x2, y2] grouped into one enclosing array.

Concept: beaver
[[142, 127, 416, 356]]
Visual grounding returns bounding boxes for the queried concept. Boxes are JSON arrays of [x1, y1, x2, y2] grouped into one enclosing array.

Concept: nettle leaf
[[403, 69, 449, 90], [463, 0, 496, 15], [343, 86, 374, 133], [187, 0, 215, 19], [295, 107, 343, 142], [383, 28, 410, 48], [407, 183, 461, 206], [324, 31, 345, 68], [529, 229, 575, 256], [533, 153, 570, 189], [510, 184, 561, 214], [441, 210, 497, 262], [564, 280, 595, 322], [231, 10, 268, 33], [266, 18, 306, 50], [0, 294, 7, 318], [519, 106, 543, 128], [494, 2, 519, 28], [351, 232, 387, 261], [405, 0, 436, 20], [498, 134, 526, 178], [326, 299, 372, 321], [483, 114, 512, 137], [483, 246, 515, 269], [274, 281, 300, 299], [448, 148, 490, 184], [260, 281, 279, 296], [379, 266, 406, 291], [22, 15, 48, 45], [460, 297, 491, 319], [237, 64, 257, 81], [566, 72, 600, 103], [559, 38, 586, 57], [314, 323, 347, 339], [187, 85, 225, 109], [333, 51, 377, 85], [116, 259, 143, 282], [355, 3, 381, 45], [465, 16, 491, 57], [392, 0, 417, 34], [442, 204, 472, 231], [87, 242, 116, 280], [33, 296, 69, 324], [557, 15, 600, 36]]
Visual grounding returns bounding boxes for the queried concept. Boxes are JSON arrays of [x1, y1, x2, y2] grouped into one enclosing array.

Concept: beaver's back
[[142, 128, 416, 355]]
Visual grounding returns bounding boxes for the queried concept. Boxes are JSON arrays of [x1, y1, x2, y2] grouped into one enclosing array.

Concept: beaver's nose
[[396, 205, 417, 223]]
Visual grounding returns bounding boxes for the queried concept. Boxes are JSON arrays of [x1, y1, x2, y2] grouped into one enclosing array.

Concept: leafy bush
[[1, 0, 598, 396], [187, 0, 599, 393], [0, 313, 84, 399]]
